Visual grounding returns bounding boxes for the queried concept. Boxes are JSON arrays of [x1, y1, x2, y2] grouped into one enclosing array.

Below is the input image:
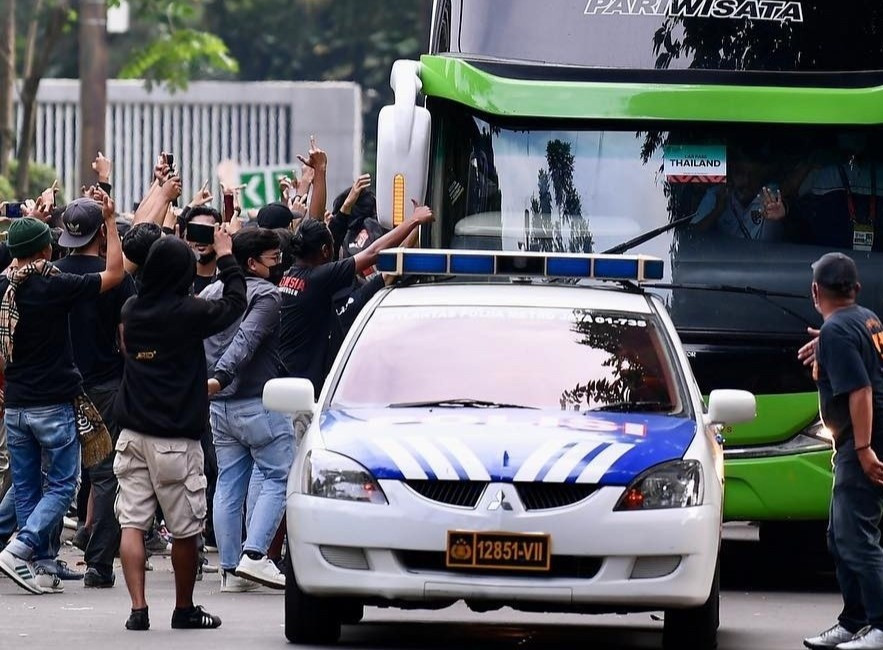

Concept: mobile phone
[[0, 202, 24, 219], [185, 222, 215, 245], [223, 193, 234, 222], [164, 152, 174, 169]]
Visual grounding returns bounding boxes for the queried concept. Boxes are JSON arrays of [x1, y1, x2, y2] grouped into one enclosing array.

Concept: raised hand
[[762, 186, 786, 221], [297, 135, 327, 172], [214, 223, 233, 258], [92, 151, 112, 183], [189, 179, 213, 208], [410, 199, 434, 225], [342, 174, 371, 213]]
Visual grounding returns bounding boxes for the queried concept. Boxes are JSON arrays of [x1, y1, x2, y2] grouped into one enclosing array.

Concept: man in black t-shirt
[[278, 204, 433, 399], [56, 198, 136, 589], [0, 199, 125, 596], [804, 253, 883, 650]]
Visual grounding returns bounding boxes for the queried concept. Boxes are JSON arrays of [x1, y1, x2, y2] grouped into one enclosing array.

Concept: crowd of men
[[0, 143, 433, 631]]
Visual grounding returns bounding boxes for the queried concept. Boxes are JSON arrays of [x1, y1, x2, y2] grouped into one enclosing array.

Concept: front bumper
[[287, 480, 720, 611], [723, 450, 832, 521]]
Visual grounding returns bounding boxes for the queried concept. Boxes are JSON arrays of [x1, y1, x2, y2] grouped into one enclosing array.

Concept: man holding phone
[[182, 207, 223, 295]]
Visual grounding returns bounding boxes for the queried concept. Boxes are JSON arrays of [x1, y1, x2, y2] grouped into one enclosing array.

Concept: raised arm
[[352, 201, 433, 274], [94, 188, 125, 293]]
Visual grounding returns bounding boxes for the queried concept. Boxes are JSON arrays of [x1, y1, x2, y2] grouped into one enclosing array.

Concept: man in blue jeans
[[803, 252, 883, 650], [203, 228, 293, 591], [0, 196, 124, 595]]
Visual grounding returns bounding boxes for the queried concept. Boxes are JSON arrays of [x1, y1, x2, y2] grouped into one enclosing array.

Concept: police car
[[263, 249, 756, 649]]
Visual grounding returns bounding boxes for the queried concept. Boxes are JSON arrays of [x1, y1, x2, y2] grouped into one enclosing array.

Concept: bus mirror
[[376, 59, 431, 230], [263, 378, 315, 415], [707, 389, 756, 425]]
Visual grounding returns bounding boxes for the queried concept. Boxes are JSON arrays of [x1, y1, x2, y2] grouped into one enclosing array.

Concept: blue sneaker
[[34, 559, 84, 581]]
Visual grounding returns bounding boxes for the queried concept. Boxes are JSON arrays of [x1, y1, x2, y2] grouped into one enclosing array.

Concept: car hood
[[318, 409, 698, 487]]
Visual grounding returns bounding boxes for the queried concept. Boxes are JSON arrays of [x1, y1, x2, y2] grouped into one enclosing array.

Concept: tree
[[0, 0, 14, 177], [3, 0, 239, 196], [527, 139, 593, 253]]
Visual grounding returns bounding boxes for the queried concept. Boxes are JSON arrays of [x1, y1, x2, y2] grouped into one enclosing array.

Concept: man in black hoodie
[[113, 229, 246, 632]]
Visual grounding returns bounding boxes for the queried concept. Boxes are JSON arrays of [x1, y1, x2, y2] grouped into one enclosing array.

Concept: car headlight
[[615, 460, 703, 511], [302, 449, 388, 504]]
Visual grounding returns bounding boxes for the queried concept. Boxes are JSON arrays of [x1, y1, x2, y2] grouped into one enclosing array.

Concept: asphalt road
[[0, 527, 841, 650]]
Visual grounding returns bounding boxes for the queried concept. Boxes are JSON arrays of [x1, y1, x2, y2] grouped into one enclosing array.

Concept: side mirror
[[263, 378, 315, 415], [707, 389, 756, 425], [376, 59, 431, 229]]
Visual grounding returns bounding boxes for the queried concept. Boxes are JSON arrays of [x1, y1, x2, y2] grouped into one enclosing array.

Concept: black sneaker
[[125, 607, 150, 631], [71, 526, 90, 552], [84, 567, 115, 588], [171, 605, 222, 629]]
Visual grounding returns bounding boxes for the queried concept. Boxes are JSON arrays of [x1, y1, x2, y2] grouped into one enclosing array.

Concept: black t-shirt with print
[[817, 304, 883, 454], [278, 258, 356, 397], [0, 269, 102, 407], [54, 255, 136, 388]]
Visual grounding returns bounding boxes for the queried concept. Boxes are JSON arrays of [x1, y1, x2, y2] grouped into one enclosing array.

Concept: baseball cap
[[256, 202, 293, 230], [812, 252, 860, 290], [59, 198, 103, 248]]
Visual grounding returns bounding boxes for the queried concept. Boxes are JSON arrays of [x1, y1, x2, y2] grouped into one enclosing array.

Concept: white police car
[[264, 249, 756, 649]]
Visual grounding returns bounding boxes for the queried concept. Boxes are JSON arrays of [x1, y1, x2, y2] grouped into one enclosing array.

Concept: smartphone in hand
[[185, 222, 215, 244], [0, 202, 24, 219]]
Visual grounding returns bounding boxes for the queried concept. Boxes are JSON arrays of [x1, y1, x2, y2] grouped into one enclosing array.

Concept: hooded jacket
[[202, 275, 283, 400], [114, 237, 247, 440]]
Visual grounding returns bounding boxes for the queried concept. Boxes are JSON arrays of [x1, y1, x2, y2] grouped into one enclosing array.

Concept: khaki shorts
[[113, 429, 207, 539]]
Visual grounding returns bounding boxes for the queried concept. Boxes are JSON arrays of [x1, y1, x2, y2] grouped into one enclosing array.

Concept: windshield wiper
[[641, 282, 818, 329], [603, 214, 695, 255], [588, 401, 673, 413], [388, 398, 537, 409]]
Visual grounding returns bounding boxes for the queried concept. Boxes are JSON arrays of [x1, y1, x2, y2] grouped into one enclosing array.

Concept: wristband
[[856, 444, 871, 452]]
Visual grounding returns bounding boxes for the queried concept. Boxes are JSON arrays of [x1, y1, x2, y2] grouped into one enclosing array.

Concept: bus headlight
[[615, 460, 703, 510], [302, 449, 388, 504], [723, 419, 833, 459]]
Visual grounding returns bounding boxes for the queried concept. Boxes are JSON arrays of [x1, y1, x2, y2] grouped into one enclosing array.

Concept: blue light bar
[[375, 249, 665, 283]]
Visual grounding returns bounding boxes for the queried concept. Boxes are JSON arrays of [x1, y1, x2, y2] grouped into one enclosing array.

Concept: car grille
[[515, 483, 599, 510], [404, 480, 487, 508], [398, 551, 602, 579]]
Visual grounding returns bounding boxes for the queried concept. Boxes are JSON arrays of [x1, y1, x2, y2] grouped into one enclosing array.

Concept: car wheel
[[339, 601, 364, 625], [662, 560, 720, 650], [284, 543, 342, 645]]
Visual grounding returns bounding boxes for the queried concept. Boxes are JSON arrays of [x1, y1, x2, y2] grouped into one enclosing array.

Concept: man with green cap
[[0, 190, 125, 595]]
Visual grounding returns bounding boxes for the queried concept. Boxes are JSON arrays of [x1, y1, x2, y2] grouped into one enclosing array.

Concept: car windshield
[[429, 109, 883, 336], [446, 0, 883, 74], [330, 305, 684, 414]]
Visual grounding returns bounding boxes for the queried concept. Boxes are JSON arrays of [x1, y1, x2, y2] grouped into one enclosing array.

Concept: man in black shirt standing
[[804, 252, 883, 650], [114, 230, 246, 631], [0, 195, 124, 596], [55, 198, 136, 588]]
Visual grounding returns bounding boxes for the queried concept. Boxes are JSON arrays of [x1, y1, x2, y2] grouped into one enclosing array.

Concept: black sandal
[[125, 607, 150, 631], [171, 605, 222, 629]]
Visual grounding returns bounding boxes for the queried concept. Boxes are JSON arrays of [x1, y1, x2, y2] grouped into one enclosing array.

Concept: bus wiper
[[388, 398, 537, 409], [588, 401, 673, 413], [640, 282, 818, 329], [603, 214, 695, 255]]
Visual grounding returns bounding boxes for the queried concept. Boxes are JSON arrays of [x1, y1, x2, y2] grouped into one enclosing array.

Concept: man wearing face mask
[[201, 228, 292, 592], [183, 207, 223, 295]]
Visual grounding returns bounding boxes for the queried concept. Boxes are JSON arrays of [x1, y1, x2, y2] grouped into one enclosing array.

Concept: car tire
[[662, 560, 720, 650], [339, 601, 364, 625], [284, 543, 342, 645]]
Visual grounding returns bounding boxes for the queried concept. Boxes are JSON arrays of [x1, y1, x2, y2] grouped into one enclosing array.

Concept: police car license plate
[[446, 531, 551, 571]]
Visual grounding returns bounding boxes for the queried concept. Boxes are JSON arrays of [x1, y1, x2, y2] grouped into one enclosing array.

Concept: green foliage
[[121, 29, 238, 91], [0, 175, 14, 201], [6, 160, 62, 199]]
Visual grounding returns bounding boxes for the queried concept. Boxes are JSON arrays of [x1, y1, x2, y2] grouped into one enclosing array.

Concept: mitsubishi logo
[[487, 490, 513, 511]]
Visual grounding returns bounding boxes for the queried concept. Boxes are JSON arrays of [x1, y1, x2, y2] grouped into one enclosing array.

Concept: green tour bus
[[373, 0, 883, 547]]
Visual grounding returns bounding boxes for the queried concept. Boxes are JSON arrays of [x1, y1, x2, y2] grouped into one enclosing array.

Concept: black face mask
[[266, 263, 285, 286], [198, 250, 217, 266]]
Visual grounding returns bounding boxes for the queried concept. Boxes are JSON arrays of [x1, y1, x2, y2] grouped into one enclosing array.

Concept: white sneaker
[[220, 570, 261, 593], [837, 627, 883, 650], [35, 567, 64, 594], [235, 555, 285, 590], [805, 624, 857, 649], [0, 549, 43, 595]]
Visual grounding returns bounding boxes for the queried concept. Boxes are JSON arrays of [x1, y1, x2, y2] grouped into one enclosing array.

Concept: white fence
[[14, 80, 362, 213]]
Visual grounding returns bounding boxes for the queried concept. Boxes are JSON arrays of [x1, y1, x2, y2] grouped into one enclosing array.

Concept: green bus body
[[373, 4, 883, 524]]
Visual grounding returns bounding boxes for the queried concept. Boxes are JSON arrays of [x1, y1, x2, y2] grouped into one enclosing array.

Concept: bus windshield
[[445, 0, 883, 74], [430, 106, 883, 336]]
